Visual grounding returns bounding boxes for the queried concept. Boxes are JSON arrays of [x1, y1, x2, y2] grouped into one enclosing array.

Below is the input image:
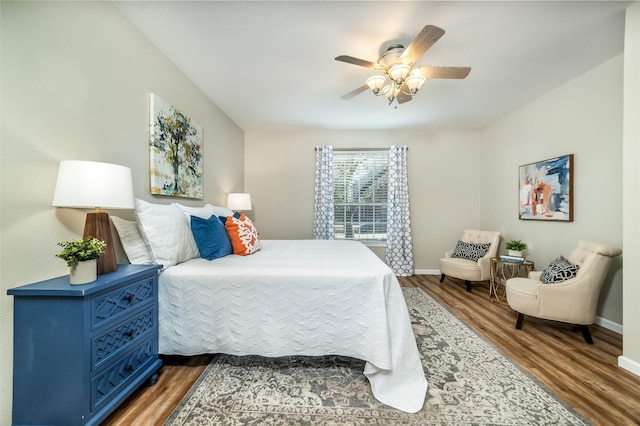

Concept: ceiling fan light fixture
[[405, 74, 426, 95], [383, 84, 398, 104], [336, 25, 470, 107], [366, 75, 387, 95], [388, 63, 410, 84]]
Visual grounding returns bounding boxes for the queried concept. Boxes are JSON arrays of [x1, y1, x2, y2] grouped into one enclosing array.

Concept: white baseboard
[[414, 269, 440, 275], [618, 356, 640, 377], [412, 270, 623, 335], [594, 316, 623, 334]]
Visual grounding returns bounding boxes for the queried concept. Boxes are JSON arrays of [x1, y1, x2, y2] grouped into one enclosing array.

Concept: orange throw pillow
[[224, 213, 261, 256]]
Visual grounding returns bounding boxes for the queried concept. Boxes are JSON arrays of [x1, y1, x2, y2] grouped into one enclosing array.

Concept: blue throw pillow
[[190, 215, 233, 260], [218, 211, 242, 225]]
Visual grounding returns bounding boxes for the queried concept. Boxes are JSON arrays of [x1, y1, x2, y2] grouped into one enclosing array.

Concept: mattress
[[157, 239, 427, 413]]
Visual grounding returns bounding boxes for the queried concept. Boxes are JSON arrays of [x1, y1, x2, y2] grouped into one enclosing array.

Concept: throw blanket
[[158, 240, 427, 412]]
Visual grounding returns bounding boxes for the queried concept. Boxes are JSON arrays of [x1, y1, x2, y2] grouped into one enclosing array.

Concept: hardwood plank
[[101, 355, 212, 426], [104, 275, 640, 425]]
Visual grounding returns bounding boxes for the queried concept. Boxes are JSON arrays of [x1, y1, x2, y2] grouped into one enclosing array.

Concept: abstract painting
[[149, 93, 203, 199], [519, 154, 573, 221]]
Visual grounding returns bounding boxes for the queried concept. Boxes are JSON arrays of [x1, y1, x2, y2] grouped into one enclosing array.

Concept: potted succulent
[[505, 239, 528, 257], [56, 236, 107, 284]]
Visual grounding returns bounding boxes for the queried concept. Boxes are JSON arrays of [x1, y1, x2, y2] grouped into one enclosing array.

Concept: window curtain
[[313, 146, 335, 240], [385, 145, 414, 276]]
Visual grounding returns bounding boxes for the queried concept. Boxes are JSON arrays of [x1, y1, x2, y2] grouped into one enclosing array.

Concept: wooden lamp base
[[83, 211, 117, 275]]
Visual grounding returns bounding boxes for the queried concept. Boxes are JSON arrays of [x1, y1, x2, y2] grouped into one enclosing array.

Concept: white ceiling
[[114, 1, 631, 132]]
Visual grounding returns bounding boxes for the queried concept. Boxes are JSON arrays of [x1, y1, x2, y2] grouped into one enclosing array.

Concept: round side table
[[489, 257, 535, 302]]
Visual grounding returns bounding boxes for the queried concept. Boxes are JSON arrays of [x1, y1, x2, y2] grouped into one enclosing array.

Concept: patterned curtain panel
[[313, 146, 335, 240], [385, 145, 414, 276]]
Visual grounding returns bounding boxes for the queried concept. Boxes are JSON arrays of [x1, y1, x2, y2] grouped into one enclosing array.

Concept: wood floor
[[103, 275, 640, 425]]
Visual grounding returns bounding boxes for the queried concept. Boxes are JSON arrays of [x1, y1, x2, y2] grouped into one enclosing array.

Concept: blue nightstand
[[7, 264, 163, 425]]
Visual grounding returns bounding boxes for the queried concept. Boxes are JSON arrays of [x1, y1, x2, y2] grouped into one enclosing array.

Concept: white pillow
[[172, 203, 216, 220], [110, 216, 153, 265], [206, 203, 234, 218], [134, 199, 200, 269]]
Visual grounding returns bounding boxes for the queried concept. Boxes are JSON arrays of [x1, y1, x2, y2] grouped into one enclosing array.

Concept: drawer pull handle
[[124, 365, 134, 372], [125, 330, 134, 337], [124, 294, 134, 302]]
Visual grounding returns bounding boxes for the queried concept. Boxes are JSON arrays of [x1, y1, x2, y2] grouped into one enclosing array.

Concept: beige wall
[[0, 2, 244, 424], [481, 54, 624, 326], [622, 3, 640, 376], [244, 129, 483, 270]]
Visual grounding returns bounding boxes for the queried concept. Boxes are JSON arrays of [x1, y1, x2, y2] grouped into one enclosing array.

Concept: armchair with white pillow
[[505, 240, 621, 344], [439, 229, 502, 293]]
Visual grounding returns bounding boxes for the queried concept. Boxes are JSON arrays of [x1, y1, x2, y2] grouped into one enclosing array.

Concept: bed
[[113, 200, 428, 413]]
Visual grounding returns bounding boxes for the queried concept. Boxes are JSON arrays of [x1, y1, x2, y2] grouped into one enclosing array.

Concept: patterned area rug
[[164, 288, 589, 425]]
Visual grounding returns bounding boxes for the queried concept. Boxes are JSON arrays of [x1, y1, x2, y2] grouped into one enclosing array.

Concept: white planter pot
[[508, 250, 523, 257], [70, 259, 97, 285]]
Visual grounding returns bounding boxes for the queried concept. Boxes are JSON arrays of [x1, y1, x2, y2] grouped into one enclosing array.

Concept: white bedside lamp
[[52, 160, 134, 275], [227, 193, 252, 213]]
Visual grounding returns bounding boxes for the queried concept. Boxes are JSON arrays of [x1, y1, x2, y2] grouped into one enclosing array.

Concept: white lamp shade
[[383, 84, 398, 102], [52, 160, 134, 209], [227, 193, 252, 211], [405, 75, 427, 94], [366, 75, 387, 93], [388, 64, 411, 82]]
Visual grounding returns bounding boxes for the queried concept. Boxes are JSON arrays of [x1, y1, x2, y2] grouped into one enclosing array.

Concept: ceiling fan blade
[[414, 66, 471, 79], [397, 92, 413, 104], [335, 55, 380, 69], [396, 82, 413, 104], [399, 25, 445, 65], [340, 85, 369, 100]]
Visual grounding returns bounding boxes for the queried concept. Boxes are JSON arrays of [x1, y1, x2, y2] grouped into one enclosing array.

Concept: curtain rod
[[314, 146, 408, 151]]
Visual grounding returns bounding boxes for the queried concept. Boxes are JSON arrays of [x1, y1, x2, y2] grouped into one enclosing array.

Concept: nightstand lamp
[[52, 160, 134, 275], [227, 192, 252, 213]]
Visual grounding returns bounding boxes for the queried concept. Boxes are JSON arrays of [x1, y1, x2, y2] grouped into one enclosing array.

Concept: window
[[333, 150, 388, 241]]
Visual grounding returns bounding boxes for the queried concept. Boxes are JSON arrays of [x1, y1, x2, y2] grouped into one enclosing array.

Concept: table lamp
[[227, 193, 252, 213], [52, 160, 134, 275]]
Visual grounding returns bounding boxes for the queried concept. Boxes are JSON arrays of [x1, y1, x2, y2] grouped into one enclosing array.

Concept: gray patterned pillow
[[540, 255, 580, 284], [451, 240, 491, 262]]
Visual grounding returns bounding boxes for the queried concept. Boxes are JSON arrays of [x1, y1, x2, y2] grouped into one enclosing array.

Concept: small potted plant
[[56, 236, 107, 284], [505, 239, 528, 257]]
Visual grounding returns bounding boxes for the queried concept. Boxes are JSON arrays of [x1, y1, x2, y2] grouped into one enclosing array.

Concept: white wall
[[0, 2, 244, 424], [481, 54, 624, 325], [244, 129, 482, 270]]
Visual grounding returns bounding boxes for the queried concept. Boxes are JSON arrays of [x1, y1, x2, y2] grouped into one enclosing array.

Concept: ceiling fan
[[335, 25, 471, 106]]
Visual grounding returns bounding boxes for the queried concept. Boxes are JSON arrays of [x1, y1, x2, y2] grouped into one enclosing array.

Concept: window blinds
[[333, 150, 389, 241]]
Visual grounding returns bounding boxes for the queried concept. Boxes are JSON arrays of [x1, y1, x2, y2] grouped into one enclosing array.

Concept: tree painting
[[150, 93, 203, 199]]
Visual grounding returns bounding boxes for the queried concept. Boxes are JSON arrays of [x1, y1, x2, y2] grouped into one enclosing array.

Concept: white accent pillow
[[172, 203, 216, 220], [110, 216, 153, 265], [206, 203, 234, 218], [134, 199, 200, 269]]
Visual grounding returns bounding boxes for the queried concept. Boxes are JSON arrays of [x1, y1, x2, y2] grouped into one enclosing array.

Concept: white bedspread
[[157, 239, 427, 413]]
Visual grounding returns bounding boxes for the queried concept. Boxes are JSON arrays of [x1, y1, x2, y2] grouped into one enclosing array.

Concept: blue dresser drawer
[[92, 276, 154, 329], [93, 306, 155, 371], [92, 337, 156, 410]]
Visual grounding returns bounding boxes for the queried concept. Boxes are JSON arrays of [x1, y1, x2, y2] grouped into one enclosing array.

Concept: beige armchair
[[439, 229, 501, 293], [506, 240, 621, 344]]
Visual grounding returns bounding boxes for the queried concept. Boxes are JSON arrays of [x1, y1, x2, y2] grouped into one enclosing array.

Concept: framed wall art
[[149, 93, 203, 199], [518, 154, 573, 221]]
